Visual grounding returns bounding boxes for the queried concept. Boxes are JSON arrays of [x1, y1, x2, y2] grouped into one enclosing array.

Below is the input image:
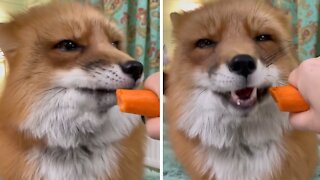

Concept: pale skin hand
[[288, 57, 320, 132], [144, 72, 160, 139]]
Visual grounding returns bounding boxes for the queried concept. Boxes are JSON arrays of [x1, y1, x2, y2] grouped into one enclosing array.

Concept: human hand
[[288, 57, 320, 132], [144, 72, 160, 139]]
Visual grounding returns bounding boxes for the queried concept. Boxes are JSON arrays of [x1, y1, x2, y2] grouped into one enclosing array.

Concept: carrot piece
[[116, 89, 160, 118], [269, 85, 309, 113]]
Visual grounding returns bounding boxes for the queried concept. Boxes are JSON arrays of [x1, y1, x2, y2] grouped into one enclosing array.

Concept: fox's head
[[0, 3, 144, 147]]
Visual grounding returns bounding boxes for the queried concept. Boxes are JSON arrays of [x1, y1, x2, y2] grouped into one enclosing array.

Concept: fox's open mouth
[[218, 87, 269, 109]]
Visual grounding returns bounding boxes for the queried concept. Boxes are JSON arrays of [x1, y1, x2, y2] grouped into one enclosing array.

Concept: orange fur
[[167, 0, 318, 179], [0, 2, 145, 179]]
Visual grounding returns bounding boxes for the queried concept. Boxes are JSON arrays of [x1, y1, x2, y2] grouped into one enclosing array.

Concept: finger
[[144, 72, 160, 97], [288, 68, 298, 87], [146, 117, 160, 140], [289, 110, 320, 132]]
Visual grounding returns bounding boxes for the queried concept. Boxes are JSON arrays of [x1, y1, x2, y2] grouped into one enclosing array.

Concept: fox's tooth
[[249, 88, 257, 100], [231, 91, 238, 100]]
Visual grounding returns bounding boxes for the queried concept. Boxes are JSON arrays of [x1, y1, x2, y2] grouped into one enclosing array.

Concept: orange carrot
[[269, 85, 309, 113], [116, 89, 160, 118]]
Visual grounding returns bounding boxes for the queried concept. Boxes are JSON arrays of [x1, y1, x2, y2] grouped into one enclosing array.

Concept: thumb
[[144, 72, 160, 97], [288, 68, 298, 87], [289, 110, 320, 132], [146, 117, 160, 140]]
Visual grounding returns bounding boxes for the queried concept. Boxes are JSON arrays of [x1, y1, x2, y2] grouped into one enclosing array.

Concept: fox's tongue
[[235, 88, 254, 100]]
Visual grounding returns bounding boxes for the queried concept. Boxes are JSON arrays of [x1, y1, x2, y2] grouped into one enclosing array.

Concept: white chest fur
[[20, 89, 141, 180], [178, 89, 289, 180], [27, 143, 121, 180], [197, 139, 284, 180]]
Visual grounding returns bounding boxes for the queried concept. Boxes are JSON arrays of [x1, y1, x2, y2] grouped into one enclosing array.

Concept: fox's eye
[[196, 39, 216, 49], [255, 34, 272, 42], [54, 40, 81, 51], [112, 41, 120, 49]]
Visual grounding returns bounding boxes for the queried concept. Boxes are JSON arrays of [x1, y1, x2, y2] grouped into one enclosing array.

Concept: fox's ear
[[262, 0, 280, 8], [0, 23, 17, 54], [263, 0, 292, 21], [264, 0, 288, 11], [170, 12, 183, 27], [264, 0, 273, 5]]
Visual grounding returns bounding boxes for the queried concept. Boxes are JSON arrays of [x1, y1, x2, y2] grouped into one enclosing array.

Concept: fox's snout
[[227, 54, 257, 78], [120, 61, 144, 81]]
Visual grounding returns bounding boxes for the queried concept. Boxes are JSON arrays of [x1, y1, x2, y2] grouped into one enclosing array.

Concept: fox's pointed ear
[[0, 23, 17, 53], [170, 12, 183, 27], [264, 0, 273, 5], [263, 0, 292, 21], [262, 0, 278, 8]]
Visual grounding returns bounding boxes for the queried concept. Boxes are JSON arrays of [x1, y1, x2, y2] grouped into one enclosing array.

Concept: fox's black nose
[[120, 61, 143, 81], [228, 54, 256, 78]]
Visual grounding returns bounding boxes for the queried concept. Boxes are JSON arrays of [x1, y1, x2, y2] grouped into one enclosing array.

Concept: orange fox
[[0, 3, 145, 180], [166, 0, 318, 179]]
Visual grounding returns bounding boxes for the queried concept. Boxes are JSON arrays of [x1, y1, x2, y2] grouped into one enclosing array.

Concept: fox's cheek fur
[[19, 63, 143, 148], [193, 61, 281, 92], [53, 65, 141, 91]]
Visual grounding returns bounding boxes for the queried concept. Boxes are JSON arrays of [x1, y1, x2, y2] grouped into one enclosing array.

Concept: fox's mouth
[[77, 88, 116, 94], [218, 86, 269, 109]]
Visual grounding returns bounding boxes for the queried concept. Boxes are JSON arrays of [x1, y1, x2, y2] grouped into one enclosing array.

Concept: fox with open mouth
[[0, 2, 146, 180], [166, 0, 318, 179]]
